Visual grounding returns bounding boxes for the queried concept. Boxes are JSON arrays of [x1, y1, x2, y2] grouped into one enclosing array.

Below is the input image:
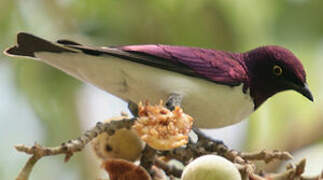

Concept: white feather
[[35, 52, 254, 128]]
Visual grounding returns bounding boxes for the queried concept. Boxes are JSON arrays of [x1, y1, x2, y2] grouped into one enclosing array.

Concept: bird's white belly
[[35, 52, 254, 128]]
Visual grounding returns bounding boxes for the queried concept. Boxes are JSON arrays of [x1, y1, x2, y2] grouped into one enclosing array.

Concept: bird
[[4, 32, 313, 128]]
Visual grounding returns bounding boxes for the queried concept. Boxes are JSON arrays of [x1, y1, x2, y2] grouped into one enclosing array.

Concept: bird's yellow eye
[[273, 65, 283, 76]]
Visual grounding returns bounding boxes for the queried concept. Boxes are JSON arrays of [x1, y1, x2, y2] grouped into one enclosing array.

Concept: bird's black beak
[[296, 83, 314, 102]]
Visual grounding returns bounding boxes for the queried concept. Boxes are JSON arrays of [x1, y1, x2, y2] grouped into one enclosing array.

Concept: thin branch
[[16, 155, 41, 180], [15, 118, 136, 180], [239, 150, 293, 163], [154, 158, 182, 178], [140, 145, 157, 174]]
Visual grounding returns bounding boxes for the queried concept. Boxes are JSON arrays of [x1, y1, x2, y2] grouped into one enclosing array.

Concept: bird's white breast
[[35, 52, 254, 128]]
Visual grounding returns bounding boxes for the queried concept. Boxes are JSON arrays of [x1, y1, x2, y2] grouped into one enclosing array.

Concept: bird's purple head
[[243, 45, 313, 109]]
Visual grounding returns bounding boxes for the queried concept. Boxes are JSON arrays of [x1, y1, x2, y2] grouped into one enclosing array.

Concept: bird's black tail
[[3, 32, 78, 59], [3, 32, 186, 75]]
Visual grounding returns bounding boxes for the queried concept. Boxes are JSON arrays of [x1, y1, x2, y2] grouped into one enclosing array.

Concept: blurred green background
[[0, 0, 322, 179]]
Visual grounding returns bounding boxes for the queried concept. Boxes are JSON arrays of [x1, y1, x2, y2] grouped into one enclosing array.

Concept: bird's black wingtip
[[3, 45, 19, 56], [57, 39, 82, 46], [3, 32, 38, 58], [3, 32, 77, 59]]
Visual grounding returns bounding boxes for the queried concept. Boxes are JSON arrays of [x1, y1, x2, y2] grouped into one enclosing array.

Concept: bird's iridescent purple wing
[[53, 40, 247, 86], [121, 45, 247, 86]]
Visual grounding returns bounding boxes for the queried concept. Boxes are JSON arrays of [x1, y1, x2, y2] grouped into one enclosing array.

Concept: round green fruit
[[181, 155, 241, 180]]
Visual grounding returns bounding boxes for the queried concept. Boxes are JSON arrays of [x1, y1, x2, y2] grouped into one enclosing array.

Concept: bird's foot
[[192, 127, 227, 148], [165, 93, 183, 110], [127, 100, 139, 117], [128, 93, 183, 116]]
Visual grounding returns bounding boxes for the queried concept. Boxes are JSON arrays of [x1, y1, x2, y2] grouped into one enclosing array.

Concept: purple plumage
[[121, 45, 247, 86]]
